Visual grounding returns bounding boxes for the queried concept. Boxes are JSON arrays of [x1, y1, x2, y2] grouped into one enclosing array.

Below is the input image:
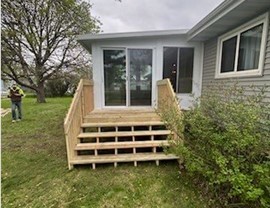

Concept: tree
[[1, 0, 99, 102], [45, 72, 76, 97]]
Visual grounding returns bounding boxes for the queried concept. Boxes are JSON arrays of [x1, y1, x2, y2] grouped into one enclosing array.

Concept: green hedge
[[161, 84, 270, 207]]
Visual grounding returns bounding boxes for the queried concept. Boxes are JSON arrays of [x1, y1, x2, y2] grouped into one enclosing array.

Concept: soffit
[[188, 0, 270, 41]]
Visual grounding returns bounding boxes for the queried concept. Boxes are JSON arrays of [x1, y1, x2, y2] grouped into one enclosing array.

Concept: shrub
[[160, 84, 270, 207], [45, 74, 79, 97]]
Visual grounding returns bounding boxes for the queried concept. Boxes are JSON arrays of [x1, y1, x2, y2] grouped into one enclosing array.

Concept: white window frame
[[215, 12, 269, 79]]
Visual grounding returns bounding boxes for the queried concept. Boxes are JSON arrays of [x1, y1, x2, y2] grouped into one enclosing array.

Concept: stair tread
[[81, 121, 164, 128], [70, 153, 179, 164], [85, 111, 159, 116], [90, 109, 156, 114], [75, 140, 169, 150], [85, 114, 160, 118], [84, 118, 162, 123], [78, 130, 171, 138]]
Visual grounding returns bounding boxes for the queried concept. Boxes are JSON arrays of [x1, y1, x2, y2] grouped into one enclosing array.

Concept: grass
[[2, 97, 214, 208]]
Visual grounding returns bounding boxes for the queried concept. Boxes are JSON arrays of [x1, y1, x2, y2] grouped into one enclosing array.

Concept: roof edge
[[188, 0, 245, 40], [77, 29, 189, 41]]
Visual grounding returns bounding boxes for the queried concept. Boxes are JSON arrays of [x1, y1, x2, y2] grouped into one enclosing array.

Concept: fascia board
[[187, 0, 245, 41]]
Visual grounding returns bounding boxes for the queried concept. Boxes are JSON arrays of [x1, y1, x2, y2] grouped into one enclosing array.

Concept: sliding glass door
[[103, 48, 152, 107], [103, 49, 126, 106], [128, 49, 152, 106]]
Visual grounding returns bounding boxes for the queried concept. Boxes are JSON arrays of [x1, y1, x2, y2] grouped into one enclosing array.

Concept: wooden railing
[[157, 79, 182, 143], [64, 79, 94, 169], [157, 79, 180, 112]]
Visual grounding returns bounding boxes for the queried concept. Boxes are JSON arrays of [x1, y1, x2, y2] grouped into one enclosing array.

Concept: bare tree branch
[[1, 0, 100, 102]]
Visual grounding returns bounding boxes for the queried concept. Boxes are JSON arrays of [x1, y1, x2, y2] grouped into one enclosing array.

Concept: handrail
[[156, 79, 181, 112], [64, 79, 94, 169], [157, 79, 182, 142], [64, 79, 84, 132]]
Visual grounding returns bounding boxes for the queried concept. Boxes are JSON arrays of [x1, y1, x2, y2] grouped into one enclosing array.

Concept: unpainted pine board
[[78, 130, 171, 138], [70, 153, 179, 164], [83, 117, 162, 123], [75, 140, 169, 150]]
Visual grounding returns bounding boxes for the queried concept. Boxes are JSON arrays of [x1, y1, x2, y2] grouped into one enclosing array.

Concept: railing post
[[156, 78, 180, 112], [82, 79, 94, 117]]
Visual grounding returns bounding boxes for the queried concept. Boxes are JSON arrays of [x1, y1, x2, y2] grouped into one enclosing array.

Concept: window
[[238, 24, 263, 71], [163, 47, 194, 93], [220, 36, 237, 73], [216, 13, 268, 78]]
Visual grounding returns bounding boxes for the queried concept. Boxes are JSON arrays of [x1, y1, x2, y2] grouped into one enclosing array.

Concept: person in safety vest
[[7, 83, 25, 122]]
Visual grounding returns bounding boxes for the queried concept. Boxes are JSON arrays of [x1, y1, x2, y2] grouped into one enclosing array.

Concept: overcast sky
[[90, 0, 225, 33]]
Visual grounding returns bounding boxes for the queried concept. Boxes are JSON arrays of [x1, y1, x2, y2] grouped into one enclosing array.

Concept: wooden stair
[[64, 79, 181, 170], [70, 153, 178, 166], [75, 140, 170, 150], [77, 130, 171, 138], [70, 110, 179, 169]]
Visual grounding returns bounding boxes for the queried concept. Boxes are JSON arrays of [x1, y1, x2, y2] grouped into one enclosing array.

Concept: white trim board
[[77, 29, 188, 41]]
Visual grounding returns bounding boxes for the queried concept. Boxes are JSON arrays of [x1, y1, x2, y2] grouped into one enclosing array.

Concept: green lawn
[[1, 97, 213, 208]]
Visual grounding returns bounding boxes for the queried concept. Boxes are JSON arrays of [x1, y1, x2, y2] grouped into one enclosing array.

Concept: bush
[[160, 84, 270, 207], [45, 75, 79, 97]]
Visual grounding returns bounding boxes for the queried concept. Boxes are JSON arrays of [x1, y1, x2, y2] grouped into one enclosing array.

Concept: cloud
[[90, 0, 224, 33]]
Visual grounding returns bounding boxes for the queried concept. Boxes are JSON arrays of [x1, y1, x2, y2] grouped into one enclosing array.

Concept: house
[[1, 79, 9, 97], [189, 0, 270, 103], [64, 0, 270, 169]]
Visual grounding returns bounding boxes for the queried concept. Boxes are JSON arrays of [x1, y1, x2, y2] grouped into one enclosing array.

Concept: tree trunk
[[36, 82, 46, 103]]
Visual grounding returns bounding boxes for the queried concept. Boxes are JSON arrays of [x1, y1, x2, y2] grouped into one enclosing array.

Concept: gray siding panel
[[202, 13, 270, 104]]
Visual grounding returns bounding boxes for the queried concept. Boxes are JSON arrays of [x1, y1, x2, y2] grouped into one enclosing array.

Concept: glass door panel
[[163, 47, 194, 93], [178, 48, 194, 93], [128, 49, 152, 106], [163, 47, 178, 91], [103, 49, 126, 106]]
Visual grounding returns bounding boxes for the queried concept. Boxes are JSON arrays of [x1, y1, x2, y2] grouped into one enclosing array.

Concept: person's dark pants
[[11, 101, 22, 120]]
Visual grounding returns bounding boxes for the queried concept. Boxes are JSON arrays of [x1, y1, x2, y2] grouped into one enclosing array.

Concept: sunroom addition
[[78, 30, 203, 110]]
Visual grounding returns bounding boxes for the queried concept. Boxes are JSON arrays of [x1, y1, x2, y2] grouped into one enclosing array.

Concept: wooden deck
[[83, 108, 161, 123], [64, 79, 180, 170]]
